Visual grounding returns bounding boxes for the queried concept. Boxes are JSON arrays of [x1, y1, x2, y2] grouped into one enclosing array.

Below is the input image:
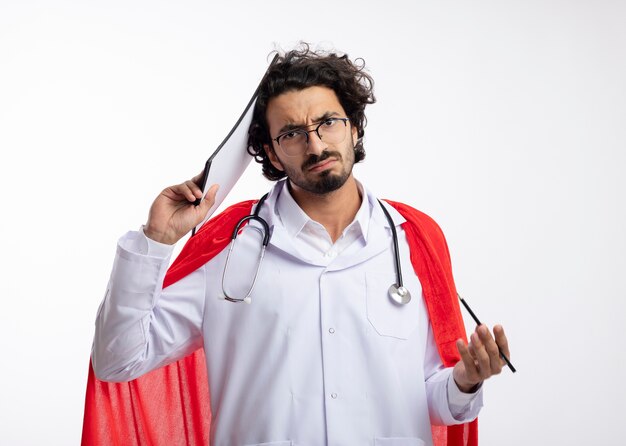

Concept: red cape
[[82, 200, 478, 446]]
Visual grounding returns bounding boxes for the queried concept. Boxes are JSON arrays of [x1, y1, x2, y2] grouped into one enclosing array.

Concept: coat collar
[[248, 179, 407, 269]]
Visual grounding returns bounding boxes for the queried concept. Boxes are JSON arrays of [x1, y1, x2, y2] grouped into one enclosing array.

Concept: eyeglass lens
[[277, 119, 348, 156]]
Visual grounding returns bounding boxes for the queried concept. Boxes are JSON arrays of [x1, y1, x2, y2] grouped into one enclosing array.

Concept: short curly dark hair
[[247, 44, 376, 181]]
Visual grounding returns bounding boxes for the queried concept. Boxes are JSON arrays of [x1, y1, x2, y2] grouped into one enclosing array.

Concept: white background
[[1, 1, 625, 444]]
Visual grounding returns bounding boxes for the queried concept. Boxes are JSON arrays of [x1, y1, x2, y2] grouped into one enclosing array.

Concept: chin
[[309, 171, 349, 194]]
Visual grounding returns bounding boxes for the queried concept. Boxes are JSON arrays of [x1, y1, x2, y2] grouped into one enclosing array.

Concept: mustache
[[302, 150, 342, 170]]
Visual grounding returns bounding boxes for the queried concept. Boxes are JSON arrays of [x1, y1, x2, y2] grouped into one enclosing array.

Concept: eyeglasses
[[272, 117, 350, 157]]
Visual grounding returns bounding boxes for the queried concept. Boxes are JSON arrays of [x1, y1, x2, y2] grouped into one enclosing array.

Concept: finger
[[478, 325, 503, 375], [476, 324, 495, 343], [199, 184, 220, 212], [170, 182, 198, 202], [493, 324, 511, 360], [467, 339, 478, 360], [161, 188, 186, 202], [184, 180, 204, 199], [470, 332, 492, 380], [191, 171, 205, 186], [456, 339, 479, 379]]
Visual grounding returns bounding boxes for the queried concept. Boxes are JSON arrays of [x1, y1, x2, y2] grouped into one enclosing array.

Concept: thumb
[[198, 184, 220, 215]]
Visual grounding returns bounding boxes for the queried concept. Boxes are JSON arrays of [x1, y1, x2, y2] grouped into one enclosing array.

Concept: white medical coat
[[92, 180, 482, 446]]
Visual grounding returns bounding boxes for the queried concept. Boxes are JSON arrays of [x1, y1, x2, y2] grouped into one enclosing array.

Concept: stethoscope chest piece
[[388, 284, 411, 305]]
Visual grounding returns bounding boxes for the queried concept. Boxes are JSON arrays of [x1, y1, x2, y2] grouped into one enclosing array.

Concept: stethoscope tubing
[[377, 199, 404, 290], [222, 194, 408, 304]]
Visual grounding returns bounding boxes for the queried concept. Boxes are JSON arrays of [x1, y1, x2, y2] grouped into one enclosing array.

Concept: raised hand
[[143, 172, 219, 245], [453, 324, 511, 393]]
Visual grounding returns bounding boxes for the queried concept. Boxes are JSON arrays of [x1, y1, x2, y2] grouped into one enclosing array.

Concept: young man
[[91, 46, 510, 446]]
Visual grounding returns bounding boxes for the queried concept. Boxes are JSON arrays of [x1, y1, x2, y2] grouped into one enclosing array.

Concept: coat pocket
[[365, 272, 421, 339]]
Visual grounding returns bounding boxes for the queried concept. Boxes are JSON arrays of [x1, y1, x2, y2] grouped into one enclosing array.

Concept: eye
[[321, 119, 337, 127], [281, 131, 299, 141]]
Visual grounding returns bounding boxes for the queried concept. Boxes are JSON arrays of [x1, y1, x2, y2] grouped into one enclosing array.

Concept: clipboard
[[193, 54, 279, 233]]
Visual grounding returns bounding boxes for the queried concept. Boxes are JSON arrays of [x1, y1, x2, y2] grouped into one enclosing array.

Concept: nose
[[305, 129, 328, 155]]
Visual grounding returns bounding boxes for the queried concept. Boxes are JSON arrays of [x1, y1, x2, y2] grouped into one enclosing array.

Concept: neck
[[288, 175, 362, 243]]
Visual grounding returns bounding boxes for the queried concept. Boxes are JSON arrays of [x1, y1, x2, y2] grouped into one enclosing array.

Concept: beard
[[282, 143, 355, 195]]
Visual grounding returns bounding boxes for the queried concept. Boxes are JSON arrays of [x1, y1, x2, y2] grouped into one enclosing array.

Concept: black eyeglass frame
[[272, 117, 350, 156]]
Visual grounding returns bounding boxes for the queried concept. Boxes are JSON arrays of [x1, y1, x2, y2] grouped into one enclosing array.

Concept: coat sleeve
[[91, 230, 207, 382]]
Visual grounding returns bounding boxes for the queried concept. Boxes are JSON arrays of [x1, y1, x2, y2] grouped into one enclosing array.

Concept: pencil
[[457, 293, 516, 373]]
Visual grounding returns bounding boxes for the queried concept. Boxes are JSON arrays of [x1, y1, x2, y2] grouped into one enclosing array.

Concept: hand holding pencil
[[452, 293, 515, 393]]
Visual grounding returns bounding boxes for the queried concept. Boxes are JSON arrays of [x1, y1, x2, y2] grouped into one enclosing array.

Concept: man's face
[[264, 86, 358, 195]]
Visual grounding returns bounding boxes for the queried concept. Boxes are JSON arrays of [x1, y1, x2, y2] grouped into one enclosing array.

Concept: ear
[[264, 144, 285, 172], [351, 125, 358, 147]]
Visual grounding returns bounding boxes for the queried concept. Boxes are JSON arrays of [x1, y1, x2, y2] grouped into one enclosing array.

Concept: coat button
[[331, 393, 337, 399]]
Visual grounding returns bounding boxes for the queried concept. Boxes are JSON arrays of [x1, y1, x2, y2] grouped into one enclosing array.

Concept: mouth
[[308, 158, 337, 173]]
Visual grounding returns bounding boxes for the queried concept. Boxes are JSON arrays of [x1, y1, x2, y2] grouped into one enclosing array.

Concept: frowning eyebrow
[[277, 111, 341, 135]]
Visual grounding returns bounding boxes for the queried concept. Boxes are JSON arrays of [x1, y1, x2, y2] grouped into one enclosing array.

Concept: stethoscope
[[221, 193, 411, 305]]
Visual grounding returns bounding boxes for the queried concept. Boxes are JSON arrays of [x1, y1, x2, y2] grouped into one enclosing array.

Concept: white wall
[[1, 1, 624, 444]]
